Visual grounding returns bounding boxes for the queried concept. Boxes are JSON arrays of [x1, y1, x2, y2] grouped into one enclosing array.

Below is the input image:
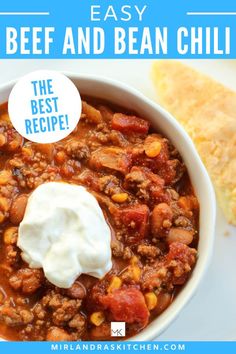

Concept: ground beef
[[124, 166, 168, 204], [111, 239, 124, 257], [65, 140, 90, 160], [0, 301, 34, 326], [46, 327, 72, 341], [108, 130, 129, 147], [0, 119, 23, 153], [68, 313, 85, 330], [9, 152, 59, 189], [0, 170, 19, 224], [137, 244, 161, 259], [174, 215, 193, 228], [9, 268, 44, 294], [98, 175, 121, 195], [40, 291, 83, 327], [33, 304, 46, 320], [5, 245, 21, 267], [141, 242, 197, 291]]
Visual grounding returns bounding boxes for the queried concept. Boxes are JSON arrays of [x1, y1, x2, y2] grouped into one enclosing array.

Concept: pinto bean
[[151, 203, 173, 236], [46, 327, 72, 341], [155, 293, 172, 315], [10, 194, 28, 225], [65, 281, 86, 299], [167, 228, 194, 245]]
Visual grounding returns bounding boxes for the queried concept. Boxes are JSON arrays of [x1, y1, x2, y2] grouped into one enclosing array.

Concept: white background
[[0, 59, 235, 340]]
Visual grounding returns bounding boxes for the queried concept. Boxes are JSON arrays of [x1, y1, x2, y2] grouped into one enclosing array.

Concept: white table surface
[[0, 59, 235, 340]]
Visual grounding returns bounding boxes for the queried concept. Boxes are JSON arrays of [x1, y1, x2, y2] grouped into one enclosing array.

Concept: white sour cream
[[18, 182, 112, 288]]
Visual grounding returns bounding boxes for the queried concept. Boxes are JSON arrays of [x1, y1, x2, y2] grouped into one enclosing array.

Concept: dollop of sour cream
[[18, 182, 112, 288]]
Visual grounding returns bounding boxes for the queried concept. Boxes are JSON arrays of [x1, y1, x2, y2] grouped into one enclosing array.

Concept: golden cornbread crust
[[151, 60, 236, 225]]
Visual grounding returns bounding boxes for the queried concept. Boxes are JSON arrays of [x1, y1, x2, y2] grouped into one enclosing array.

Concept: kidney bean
[[10, 194, 28, 225], [151, 203, 173, 236]]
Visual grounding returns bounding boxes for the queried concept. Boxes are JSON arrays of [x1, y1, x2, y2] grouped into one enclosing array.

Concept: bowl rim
[[0, 72, 216, 342]]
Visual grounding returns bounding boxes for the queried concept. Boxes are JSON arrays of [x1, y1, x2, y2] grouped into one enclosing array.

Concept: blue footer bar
[[0, 341, 235, 354]]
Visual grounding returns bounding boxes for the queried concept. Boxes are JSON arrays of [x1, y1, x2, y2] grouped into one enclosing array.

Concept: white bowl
[[0, 74, 216, 341]]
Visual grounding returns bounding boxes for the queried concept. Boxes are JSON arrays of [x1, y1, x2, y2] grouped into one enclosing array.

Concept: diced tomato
[[130, 135, 183, 185], [89, 147, 131, 175], [100, 288, 149, 326], [157, 159, 185, 185], [166, 242, 197, 267], [163, 243, 196, 285], [143, 167, 165, 187], [115, 204, 149, 244], [124, 166, 169, 204], [112, 113, 150, 135]]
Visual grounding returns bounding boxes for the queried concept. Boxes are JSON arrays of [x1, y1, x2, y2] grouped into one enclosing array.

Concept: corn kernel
[[131, 265, 141, 282], [22, 147, 33, 158], [107, 276, 122, 293], [145, 292, 158, 310], [0, 170, 12, 185], [111, 193, 128, 203], [130, 256, 139, 266], [90, 311, 105, 326], [145, 141, 162, 158], [4, 227, 18, 245]]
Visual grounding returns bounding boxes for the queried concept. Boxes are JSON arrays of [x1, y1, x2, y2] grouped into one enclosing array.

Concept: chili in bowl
[[0, 75, 215, 341]]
